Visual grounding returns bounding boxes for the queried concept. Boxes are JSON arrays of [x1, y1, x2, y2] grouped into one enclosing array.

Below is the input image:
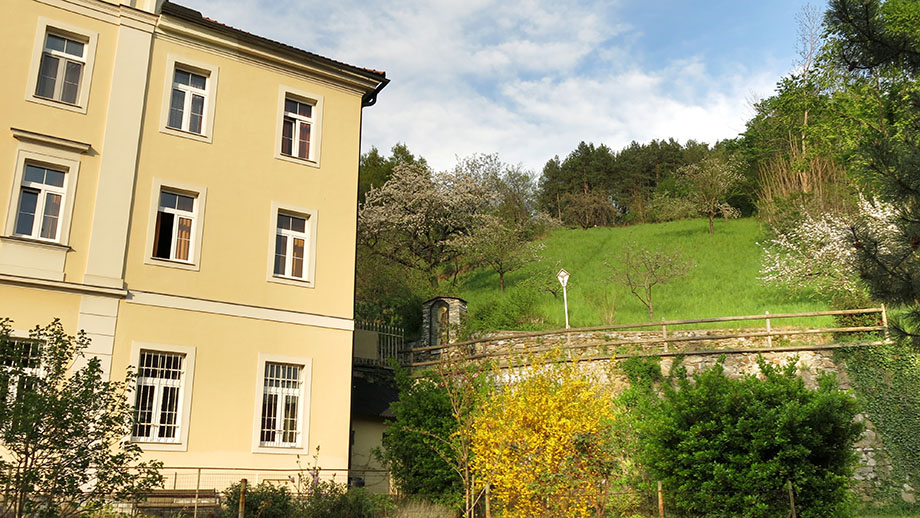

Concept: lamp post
[[557, 268, 570, 329]]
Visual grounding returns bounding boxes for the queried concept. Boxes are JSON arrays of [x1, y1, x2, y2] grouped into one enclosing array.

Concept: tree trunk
[[708, 213, 714, 234], [499, 272, 505, 291]]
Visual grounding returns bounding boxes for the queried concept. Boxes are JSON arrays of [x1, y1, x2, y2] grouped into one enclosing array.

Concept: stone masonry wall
[[451, 328, 900, 501]]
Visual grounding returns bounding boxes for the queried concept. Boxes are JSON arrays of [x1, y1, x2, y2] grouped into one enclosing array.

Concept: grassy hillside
[[455, 217, 830, 331]]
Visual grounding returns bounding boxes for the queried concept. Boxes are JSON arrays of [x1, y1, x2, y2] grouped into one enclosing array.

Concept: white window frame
[[12, 164, 68, 243], [1, 333, 43, 403], [4, 130, 84, 246], [144, 179, 207, 271], [251, 353, 312, 454], [159, 55, 219, 143], [129, 342, 196, 452], [274, 86, 323, 167], [25, 18, 98, 113], [266, 202, 317, 287]]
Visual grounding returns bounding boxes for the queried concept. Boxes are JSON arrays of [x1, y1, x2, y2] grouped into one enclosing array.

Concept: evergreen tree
[[825, 0, 920, 347]]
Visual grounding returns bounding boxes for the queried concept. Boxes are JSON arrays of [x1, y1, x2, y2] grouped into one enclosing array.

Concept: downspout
[[361, 76, 390, 107], [349, 74, 388, 481]]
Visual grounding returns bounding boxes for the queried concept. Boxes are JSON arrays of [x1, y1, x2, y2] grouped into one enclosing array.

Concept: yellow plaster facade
[[0, 0, 386, 476]]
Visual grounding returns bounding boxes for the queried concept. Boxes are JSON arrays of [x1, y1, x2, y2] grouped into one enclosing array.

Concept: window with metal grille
[[259, 362, 303, 447], [0, 339, 42, 400], [132, 351, 184, 443]]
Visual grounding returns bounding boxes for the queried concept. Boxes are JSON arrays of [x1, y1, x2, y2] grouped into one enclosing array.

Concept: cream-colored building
[[0, 0, 386, 475]]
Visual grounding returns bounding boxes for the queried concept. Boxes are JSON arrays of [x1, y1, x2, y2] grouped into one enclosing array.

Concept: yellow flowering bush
[[471, 352, 625, 518]]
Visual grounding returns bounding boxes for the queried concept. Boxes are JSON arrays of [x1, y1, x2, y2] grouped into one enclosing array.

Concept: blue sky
[[178, 0, 813, 172]]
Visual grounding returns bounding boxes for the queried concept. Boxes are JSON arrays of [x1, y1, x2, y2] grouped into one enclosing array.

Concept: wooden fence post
[[787, 480, 796, 518], [765, 311, 772, 347], [661, 319, 668, 352], [193, 467, 201, 518], [238, 478, 247, 518], [658, 480, 664, 518], [881, 304, 890, 341], [485, 484, 491, 518]]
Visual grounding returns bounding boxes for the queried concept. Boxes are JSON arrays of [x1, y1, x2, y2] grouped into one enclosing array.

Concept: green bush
[[641, 357, 863, 518], [646, 192, 697, 223], [376, 367, 462, 505], [223, 481, 294, 518], [299, 482, 382, 518], [221, 480, 387, 518]]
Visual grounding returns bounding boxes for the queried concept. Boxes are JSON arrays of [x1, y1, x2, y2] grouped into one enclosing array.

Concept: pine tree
[[825, 0, 920, 346]]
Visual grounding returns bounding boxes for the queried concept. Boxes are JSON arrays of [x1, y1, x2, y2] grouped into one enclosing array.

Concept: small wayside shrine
[[420, 296, 467, 349]]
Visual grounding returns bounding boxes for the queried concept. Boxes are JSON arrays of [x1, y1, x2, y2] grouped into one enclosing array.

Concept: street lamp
[[557, 268, 570, 329]]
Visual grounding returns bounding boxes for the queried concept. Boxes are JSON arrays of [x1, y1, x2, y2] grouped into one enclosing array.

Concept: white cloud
[[178, 0, 791, 173]]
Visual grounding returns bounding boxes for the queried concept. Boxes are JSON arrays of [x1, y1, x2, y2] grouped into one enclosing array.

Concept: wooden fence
[[409, 307, 889, 368]]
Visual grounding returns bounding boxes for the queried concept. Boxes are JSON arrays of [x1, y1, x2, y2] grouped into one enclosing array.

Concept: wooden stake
[[238, 478, 247, 518], [787, 480, 796, 518], [661, 318, 668, 352], [194, 468, 201, 518], [658, 480, 664, 518], [766, 311, 772, 347], [881, 304, 889, 341]]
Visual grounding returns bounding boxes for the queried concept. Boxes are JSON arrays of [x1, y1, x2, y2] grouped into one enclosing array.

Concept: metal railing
[[354, 321, 406, 367]]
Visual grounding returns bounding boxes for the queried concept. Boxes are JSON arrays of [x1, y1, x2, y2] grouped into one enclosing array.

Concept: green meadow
[[455, 217, 832, 331]]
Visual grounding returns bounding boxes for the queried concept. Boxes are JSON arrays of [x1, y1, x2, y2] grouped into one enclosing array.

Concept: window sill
[[26, 95, 88, 114], [274, 153, 320, 169], [1, 235, 72, 251], [252, 444, 305, 455], [160, 125, 212, 144], [131, 440, 188, 452], [268, 274, 314, 288], [144, 256, 200, 272]]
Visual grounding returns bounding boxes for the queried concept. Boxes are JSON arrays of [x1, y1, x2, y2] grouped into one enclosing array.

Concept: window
[[274, 86, 323, 166], [281, 98, 314, 160], [252, 354, 312, 453], [0, 339, 41, 402], [267, 203, 317, 286], [26, 19, 98, 112], [160, 55, 219, 143], [259, 362, 304, 448], [153, 190, 196, 262], [167, 69, 207, 134], [144, 180, 207, 271], [274, 213, 308, 279], [132, 351, 185, 443], [35, 33, 85, 105], [1, 129, 87, 282], [13, 164, 67, 242]]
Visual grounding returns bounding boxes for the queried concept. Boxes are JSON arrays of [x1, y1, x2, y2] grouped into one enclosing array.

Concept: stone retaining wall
[[450, 328, 904, 502]]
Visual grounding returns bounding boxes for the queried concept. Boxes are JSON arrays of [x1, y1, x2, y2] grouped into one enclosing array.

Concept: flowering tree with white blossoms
[[760, 196, 898, 300], [359, 163, 497, 287]]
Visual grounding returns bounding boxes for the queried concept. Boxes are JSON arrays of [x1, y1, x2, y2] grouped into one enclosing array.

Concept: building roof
[[423, 296, 468, 305], [160, 2, 388, 96]]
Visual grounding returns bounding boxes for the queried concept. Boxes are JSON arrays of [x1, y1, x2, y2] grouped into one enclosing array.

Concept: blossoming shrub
[[471, 353, 631, 518]]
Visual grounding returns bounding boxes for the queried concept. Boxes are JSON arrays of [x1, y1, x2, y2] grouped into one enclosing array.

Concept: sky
[[178, 0, 814, 173]]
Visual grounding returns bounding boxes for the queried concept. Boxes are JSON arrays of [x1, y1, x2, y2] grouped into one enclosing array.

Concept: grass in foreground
[[455, 217, 831, 331]]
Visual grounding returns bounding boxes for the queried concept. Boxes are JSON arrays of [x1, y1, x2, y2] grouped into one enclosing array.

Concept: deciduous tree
[[680, 154, 744, 234], [0, 319, 163, 518], [611, 242, 692, 320]]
